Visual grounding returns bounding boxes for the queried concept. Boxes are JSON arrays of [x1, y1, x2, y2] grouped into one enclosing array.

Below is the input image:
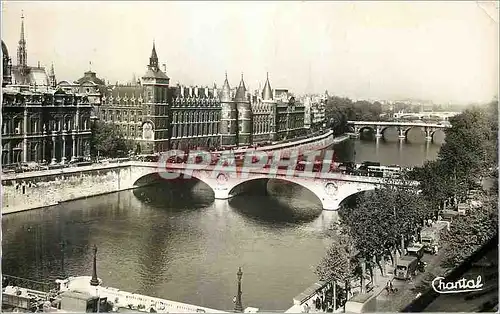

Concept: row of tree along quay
[[315, 99, 498, 312]]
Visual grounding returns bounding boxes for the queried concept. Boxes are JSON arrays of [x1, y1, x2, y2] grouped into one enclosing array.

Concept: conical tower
[[219, 72, 238, 147], [235, 73, 252, 146], [262, 72, 273, 101], [262, 73, 277, 142]]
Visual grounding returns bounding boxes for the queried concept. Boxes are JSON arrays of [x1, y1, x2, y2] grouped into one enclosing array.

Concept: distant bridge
[[392, 111, 461, 121], [348, 120, 451, 143]]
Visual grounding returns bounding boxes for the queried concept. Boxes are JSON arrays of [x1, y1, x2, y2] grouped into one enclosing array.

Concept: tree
[[440, 197, 498, 268], [338, 184, 431, 279], [411, 103, 498, 207], [90, 121, 133, 158], [316, 224, 360, 306]]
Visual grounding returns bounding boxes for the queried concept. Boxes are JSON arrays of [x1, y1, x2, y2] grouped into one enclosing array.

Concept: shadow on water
[[229, 179, 323, 226], [133, 178, 215, 212]]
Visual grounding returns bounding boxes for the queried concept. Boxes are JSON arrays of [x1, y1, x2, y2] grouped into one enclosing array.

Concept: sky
[[1, 1, 498, 104]]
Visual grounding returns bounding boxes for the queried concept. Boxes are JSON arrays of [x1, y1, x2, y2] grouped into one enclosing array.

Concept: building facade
[[95, 45, 306, 153], [2, 86, 93, 166], [1, 15, 93, 166], [303, 92, 327, 132]]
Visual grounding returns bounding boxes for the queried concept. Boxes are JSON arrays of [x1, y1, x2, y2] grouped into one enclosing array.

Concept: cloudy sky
[[2, 1, 498, 104]]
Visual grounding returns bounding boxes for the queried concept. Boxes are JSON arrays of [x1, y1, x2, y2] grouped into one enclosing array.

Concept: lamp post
[[90, 245, 99, 286], [234, 268, 243, 313]]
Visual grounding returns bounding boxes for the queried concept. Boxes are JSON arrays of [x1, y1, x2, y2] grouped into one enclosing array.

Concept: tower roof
[[234, 73, 246, 101], [150, 41, 158, 61], [220, 71, 232, 102], [262, 72, 273, 101]]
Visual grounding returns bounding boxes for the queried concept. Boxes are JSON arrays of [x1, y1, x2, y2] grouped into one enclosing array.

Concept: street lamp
[[234, 268, 243, 313]]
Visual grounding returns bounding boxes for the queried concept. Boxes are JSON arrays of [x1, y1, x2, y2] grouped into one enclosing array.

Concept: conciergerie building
[[94, 44, 306, 154]]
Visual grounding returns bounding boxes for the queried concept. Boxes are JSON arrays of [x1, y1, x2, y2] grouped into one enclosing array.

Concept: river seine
[[1, 139, 442, 311]]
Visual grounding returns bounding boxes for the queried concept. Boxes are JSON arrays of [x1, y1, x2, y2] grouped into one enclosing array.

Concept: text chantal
[[432, 275, 484, 294]]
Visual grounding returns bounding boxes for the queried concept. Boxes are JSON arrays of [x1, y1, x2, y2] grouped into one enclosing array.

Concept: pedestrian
[[389, 280, 394, 293]]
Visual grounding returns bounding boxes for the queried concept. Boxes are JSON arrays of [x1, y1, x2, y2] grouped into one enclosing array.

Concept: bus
[[366, 165, 402, 178]]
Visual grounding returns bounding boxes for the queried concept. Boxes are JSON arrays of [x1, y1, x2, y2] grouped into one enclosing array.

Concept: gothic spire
[[17, 12, 27, 67], [262, 72, 273, 101]]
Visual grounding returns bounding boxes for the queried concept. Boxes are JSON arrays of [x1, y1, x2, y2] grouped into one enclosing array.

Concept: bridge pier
[[213, 187, 232, 200], [322, 201, 341, 211]]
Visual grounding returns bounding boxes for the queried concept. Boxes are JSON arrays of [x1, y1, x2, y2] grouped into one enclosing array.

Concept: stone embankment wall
[[1, 165, 133, 215]]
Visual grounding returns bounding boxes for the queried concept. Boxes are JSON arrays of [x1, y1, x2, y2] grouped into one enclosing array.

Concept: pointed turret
[[17, 12, 27, 67], [262, 72, 273, 101], [234, 73, 246, 101], [221, 71, 232, 102], [149, 41, 159, 71]]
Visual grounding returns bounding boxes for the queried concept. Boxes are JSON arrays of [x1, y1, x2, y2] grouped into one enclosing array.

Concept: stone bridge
[[127, 162, 418, 210], [1, 161, 419, 213], [348, 120, 450, 143]]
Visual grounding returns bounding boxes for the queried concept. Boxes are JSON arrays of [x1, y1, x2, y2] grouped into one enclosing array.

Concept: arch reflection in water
[[229, 179, 323, 226], [133, 179, 215, 211]]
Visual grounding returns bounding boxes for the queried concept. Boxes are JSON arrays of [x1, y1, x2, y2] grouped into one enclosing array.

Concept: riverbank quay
[[1, 132, 347, 215], [373, 244, 450, 312], [285, 262, 396, 313]]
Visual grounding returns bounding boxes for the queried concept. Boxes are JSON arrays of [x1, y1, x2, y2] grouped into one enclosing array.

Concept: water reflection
[[133, 180, 214, 211], [353, 138, 440, 166]]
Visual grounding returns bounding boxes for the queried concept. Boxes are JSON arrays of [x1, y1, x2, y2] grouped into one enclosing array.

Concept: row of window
[[172, 123, 219, 138], [2, 117, 90, 135]]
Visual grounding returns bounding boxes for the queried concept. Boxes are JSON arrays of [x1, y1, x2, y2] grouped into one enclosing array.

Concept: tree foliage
[[411, 101, 498, 206], [316, 228, 357, 283], [440, 197, 498, 268], [325, 96, 383, 128], [337, 184, 431, 275], [90, 121, 133, 158]]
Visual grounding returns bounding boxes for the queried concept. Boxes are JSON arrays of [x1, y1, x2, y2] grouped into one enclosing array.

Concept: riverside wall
[[1, 164, 135, 215], [1, 131, 346, 215]]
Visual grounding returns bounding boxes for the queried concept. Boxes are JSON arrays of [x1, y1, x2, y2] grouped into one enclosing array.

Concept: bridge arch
[[132, 170, 216, 196], [431, 129, 446, 144], [380, 126, 399, 142], [127, 166, 389, 211], [228, 177, 324, 207], [405, 126, 426, 143]]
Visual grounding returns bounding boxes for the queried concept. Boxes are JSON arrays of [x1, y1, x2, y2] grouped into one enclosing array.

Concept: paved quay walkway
[[374, 248, 449, 312]]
